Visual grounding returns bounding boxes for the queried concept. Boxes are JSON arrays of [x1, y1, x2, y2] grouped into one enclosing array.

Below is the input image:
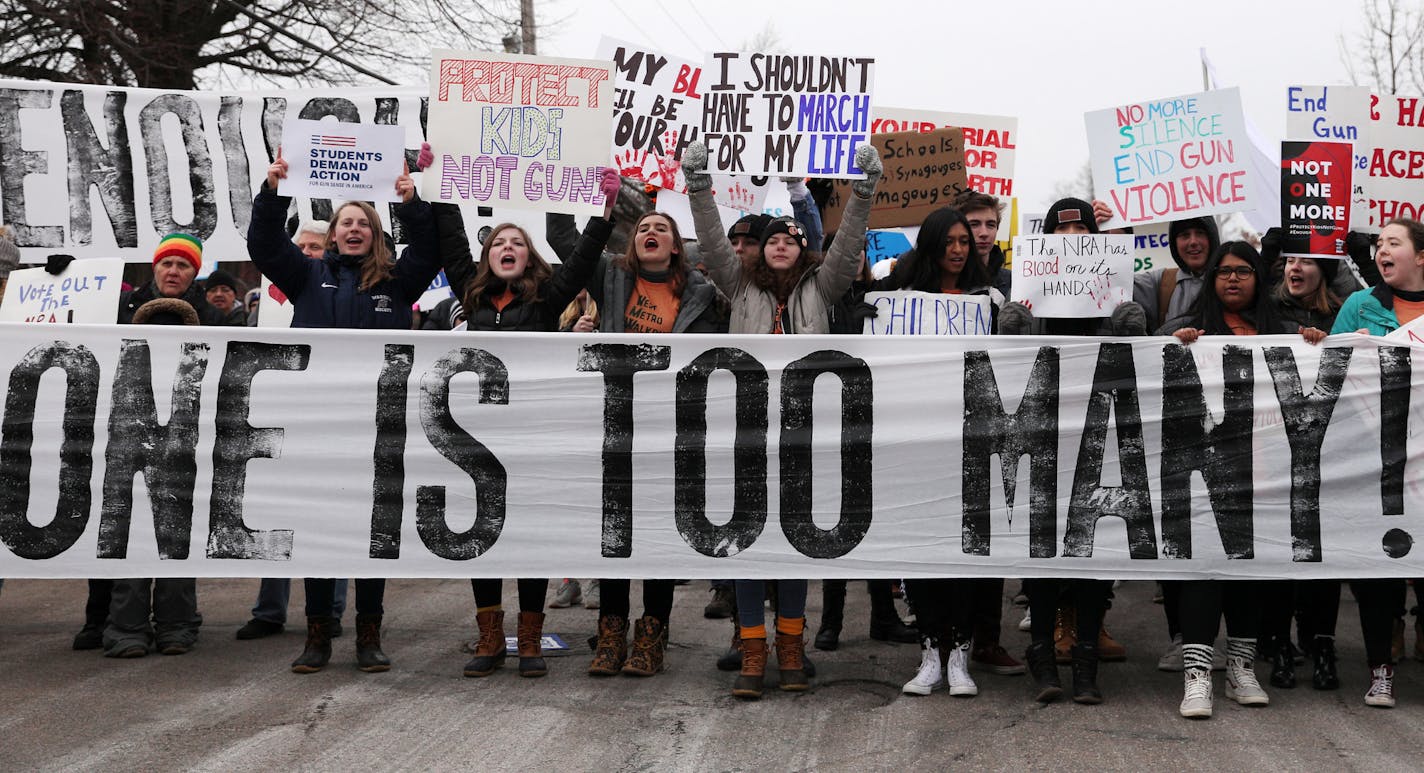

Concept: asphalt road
[[1, 578, 1420, 771]]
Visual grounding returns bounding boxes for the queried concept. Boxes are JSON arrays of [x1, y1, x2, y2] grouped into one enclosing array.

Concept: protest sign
[[1011, 234, 1134, 317], [1131, 221, 1172, 272], [862, 290, 993, 335], [256, 274, 295, 328], [423, 50, 613, 217], [278, 117, 405, 203], [821, 127, 968, 232], [1281, 140, 1353, 259], [1386, 315, 1424, 344], [710, 173, 770, 213], [1022, 211, 1046, 235], [1087, 87, 1252, 228], [0, 324, 1421, 580], [1286, 85, 1372, 231], [872, 106, 1017, 197], [598, 37, 702, 193], [701, 52, 875, 177], [865, 230, 912, 265], [417, 270, 456, 311], [0, 259, 123, 323], [1367, 93, 1424, 230]]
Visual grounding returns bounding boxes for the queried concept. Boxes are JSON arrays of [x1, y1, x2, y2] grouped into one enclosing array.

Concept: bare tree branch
[[1340, 0, 1424, 95]]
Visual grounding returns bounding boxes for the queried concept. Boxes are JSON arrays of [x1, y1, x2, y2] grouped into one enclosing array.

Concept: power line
[[683, 0, 727, 48], [604, 0, 661, 50]]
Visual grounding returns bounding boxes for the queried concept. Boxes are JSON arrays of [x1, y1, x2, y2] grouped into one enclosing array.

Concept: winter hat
[[760, 216, 808, 254], [154, 233, 202, 272], [727, 213, 772, 242], [132, 297, 200, 326], [205, 269, 241, 295], [1042, 198, 1099, 235]]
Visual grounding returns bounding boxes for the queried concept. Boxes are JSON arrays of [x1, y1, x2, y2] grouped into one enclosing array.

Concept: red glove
[[416, 142, 433, 172]]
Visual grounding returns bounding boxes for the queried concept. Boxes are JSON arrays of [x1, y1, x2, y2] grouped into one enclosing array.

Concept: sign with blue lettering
[[280, 117, 406, 203], [0, 258, 124, 324], [863, 290, 993, 335], [865, 230, 912, 265], [1285, 85, 1371, 232]]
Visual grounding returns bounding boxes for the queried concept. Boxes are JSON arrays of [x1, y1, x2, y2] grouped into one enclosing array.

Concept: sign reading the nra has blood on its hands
[[1087, 87, 1253, 228], [423, 50, 614, 217]]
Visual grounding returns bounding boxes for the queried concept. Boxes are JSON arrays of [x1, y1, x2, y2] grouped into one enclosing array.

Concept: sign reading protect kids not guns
[[1087, 87, 1252, 228], [701, 52, 875, 177], [423, 50, 614, 217]]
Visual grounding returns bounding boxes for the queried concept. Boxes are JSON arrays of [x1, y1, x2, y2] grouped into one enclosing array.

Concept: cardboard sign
[[0, 259, 124, 323], [1010, 234, 1134, 317], [1281, 140, 1352, 259], [862, 290, 992, 335], [278, 118, 405, 203], [865, 230, 912, 265], [1367, 93, 1424, 230], [599, 37, 702, 193], [1087, 87, 1252, 228], [871, 107, 1017, 197], [423, 50, 614, 217], [1286, 85, 1372, 232], [821, 128, 968, 232], [701, 52, 875, 177]]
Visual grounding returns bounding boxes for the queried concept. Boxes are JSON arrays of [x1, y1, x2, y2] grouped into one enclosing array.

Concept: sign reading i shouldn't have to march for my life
[[1011, 234, 1135, 317]]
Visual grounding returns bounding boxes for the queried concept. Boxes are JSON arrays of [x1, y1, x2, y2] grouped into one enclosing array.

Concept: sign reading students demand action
[[1, 324, 1421, 580], [1086, 87, 1252, 228], [701, 52, 875, 177]]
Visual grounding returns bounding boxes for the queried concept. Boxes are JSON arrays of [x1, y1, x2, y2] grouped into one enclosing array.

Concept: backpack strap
[[1157, 268, 1179, 328]]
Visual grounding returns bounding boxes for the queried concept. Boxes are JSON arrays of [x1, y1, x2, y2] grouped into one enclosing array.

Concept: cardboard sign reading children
[[1011, 234, 1134, 317], [1280, 140, 1353, 259], [1087, 87, 1253, 228], [423, 50, 614, 217], [701, 52, 875, 177]]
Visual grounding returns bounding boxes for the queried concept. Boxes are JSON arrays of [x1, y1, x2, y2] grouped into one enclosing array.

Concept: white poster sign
[[1367, 93, 1424, 231], [1011, 234, 1135, 317], [278, 117, 405, 203], [862, 290, 992, 335], [0, 259, 124, 323], [598, 37, 703, 193], [1286, 85, 1372, 232]]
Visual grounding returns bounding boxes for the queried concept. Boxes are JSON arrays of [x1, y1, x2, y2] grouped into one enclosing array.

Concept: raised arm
[[681, 141, 743, 295], [813, 145, 883, 303], [247, 146, 312, 299]]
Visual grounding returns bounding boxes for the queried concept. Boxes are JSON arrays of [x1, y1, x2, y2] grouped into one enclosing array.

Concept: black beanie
[[1042, 198, 1099, 235], [759, 216, 808, 254], [727, 213, 772, 242], [205, 269, 241, 294]]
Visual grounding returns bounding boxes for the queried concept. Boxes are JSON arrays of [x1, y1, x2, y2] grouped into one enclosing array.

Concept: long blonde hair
[[558, 292, 599, 330], [328, 201, 394, 292]]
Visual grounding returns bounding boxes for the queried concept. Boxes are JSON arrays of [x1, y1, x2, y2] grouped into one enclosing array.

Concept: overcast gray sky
[[541, 0, 1372, 208]]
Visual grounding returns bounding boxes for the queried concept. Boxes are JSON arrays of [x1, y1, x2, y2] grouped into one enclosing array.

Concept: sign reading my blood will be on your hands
[[700, 52, 875, 178], [423, 50, 614, 217], [1087, 87, 1253, 228]]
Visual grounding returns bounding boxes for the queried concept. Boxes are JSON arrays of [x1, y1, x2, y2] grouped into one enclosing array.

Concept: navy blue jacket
[[247, 185, 440, 329]]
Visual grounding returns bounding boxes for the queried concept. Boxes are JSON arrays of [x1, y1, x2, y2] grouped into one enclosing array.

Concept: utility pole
[[521, 0, 537, 55]]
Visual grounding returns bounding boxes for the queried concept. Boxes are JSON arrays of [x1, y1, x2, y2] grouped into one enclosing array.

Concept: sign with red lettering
[[701, 52, 875, 177], [423, 50, 614, 217], [1367, 93, 1424, 231], [1281, 140, 1352, 259], [1010, 234, 1134, 317], [1286, 86, 1371, 232], [597, 37, 702, 194], [1086, 87, 1253, 228], [871, 107, 1017, 198]]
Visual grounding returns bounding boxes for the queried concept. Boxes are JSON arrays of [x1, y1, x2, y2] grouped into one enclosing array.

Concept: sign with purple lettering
[[1087, 87, 1253, 228], [423, 50, 614, 217], [701, 52, 875, 178]]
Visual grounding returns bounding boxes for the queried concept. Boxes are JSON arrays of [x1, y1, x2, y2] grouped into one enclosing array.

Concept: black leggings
[[471, 578, 548, 613], [902, 578, 973, 648], [1351, 578, 1406, 667], [1026, 578, 1110, 646], [1260, 579, 1340, 643], [305, 578, 384, 617], [598, 579, 674, 626], [1178, 580, 1260, 645]]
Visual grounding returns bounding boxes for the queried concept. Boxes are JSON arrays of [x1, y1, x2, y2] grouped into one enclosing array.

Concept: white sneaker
[[1225, 656, 1270, 706], [902, 645, 942, 695], [549, 579, 581, 608], [946, 642, 979, 697], [1018, 609, 1032, 632], [1158, 635, 1184, 672], [1180, 668, 1213, 718], [583, 579, 600, 609], [1365, 664, 1396, 708]]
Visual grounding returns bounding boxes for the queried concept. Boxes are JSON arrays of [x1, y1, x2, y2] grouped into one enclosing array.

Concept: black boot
[[868, 581, 918, 644], [291, 616, 334, 674], [1312, 636, 1339, 690], [716, 620, 743, 672], [355, 614, 391, 673], [816, 580, 846, 650], [1269, 638, 1297, 689], [1070, 642, 1102, 704], [1025, 641, 1061, 703]]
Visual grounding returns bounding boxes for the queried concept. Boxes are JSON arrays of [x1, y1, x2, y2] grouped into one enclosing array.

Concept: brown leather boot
[[517, 611, 547, 677], [1097, 624, 1127, 662], [588, 615, 628, 676], [463, 610, 506, 677], [1053, 606, 1077, 665], [732, 637, 767, 699], [622, 616, 667, 676], [775, 631, 809, 691]]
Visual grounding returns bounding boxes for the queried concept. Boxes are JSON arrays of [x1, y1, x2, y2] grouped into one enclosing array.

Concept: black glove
[[45, 254, 75, 275]]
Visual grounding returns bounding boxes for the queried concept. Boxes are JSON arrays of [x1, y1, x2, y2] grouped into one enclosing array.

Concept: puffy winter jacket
[[1332, 284, 1407, 336]]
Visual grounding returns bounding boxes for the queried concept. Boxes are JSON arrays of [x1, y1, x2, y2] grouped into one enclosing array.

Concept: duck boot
[[776, 631, 810, 691], [733, 637, 767, 699], [355, 614, 391, 673], [517, 611, 548, 677], [291, 616, 334, 674]]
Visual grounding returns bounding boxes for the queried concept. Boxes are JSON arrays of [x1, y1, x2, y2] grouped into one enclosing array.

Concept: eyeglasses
[[1214, 266, 1255, 279]]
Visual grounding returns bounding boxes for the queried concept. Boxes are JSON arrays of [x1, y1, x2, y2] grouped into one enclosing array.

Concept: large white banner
[[0, 324, 1421, 580]]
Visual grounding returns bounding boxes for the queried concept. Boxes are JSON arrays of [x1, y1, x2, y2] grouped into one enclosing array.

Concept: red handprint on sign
[[616, 149, 650, 180]]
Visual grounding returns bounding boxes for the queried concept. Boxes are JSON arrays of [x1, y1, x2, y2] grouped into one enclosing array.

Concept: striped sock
[[1183, 643, 1213, 672], [1227, 637, 1256, 662]]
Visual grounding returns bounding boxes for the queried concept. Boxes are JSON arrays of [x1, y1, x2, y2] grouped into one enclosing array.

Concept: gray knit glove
[[850, 144, 882, 199], [0, 236, 19, 280], [1109, 301, 1147, 336], [682, 141, 712, 193], [998, 301, 1034, 336]]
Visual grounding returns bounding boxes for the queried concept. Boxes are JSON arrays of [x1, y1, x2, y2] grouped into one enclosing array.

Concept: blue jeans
[[735, 579, 808, 630], [252, 578, 347, 624]]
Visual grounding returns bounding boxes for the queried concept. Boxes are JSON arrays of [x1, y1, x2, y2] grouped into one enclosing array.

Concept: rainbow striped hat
[[154, 233, 202, 271]]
